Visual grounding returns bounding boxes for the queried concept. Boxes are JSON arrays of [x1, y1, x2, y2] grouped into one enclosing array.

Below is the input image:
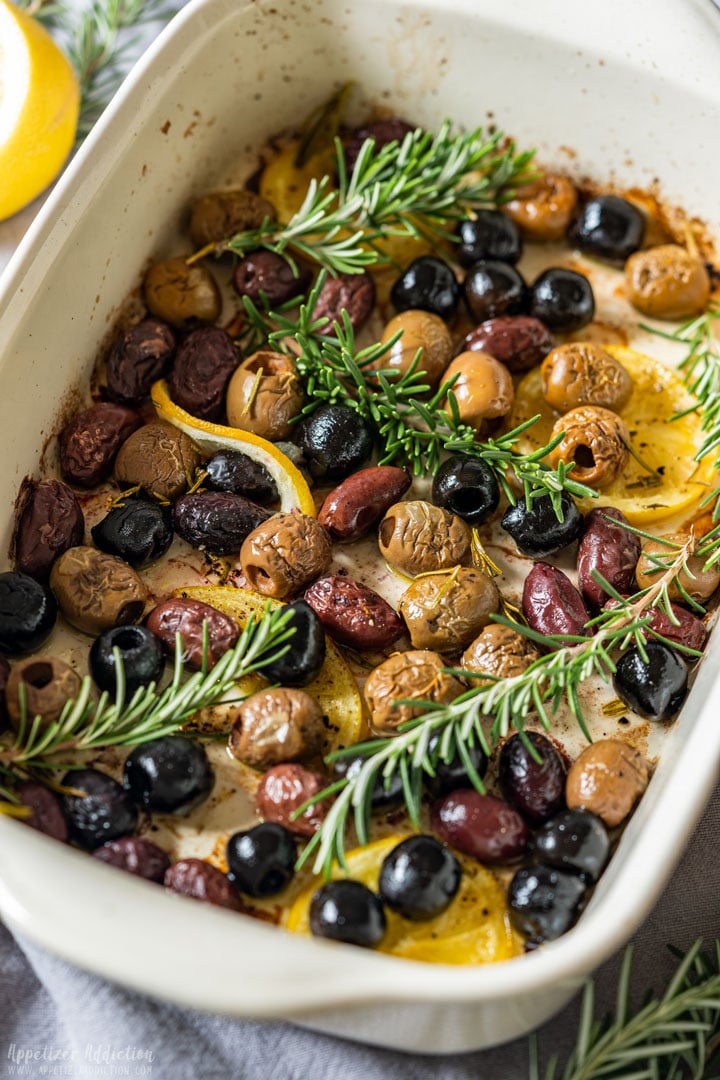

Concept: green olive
[[441, 350, 514, 431], [226, 350, 303, 439], [504, 172, 578, 241], [541, 342, 633, 413], [625, 244, 710, 320], [143, 256, 221, 327], [188, 189, 275, 246], [377, 309, 453, 386]]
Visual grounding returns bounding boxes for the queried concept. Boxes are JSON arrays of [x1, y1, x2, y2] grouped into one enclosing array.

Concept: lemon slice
[[175, 585, 366, 753], [285, 834, 521, 964], [510, 346, 714, 525], [0, 0, 79, 220], [259, 140, 336, 224], [151, 380, 315, 515]]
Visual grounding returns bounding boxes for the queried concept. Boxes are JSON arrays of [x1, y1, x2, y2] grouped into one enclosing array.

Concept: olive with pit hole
[[498, 731, 567, 826], [523, 562, 590, 639], [114, 422, 201, 502], [51, 547, 147, 636], [431, 456, 500, 526], [304, 574, 405, 650], [105, 317, 176, 406], [188, 189, 275, 246], [256, 763, 332, 836], [625, 244, 710, 320], [168, 326, 240, 423], [173, 491, 270, 554], [15, 479, 84, 582], [313, 271, 375, 333], [636, 534, 720, 602], [59, 403, 142, 488], [461, 623, 540, 681], [378, 499, 472, 576], [225, 350, 303, 439], [431, 790, 528, 865], [319, 466, 411, 542], [566, 739, 649, 828], [240, 513, 332, 599], [228, 687, 325, 769], [399, 566, 500, 652], [143, 256, 221, 327], [541, 342, 633, 414], [364, 649, 465, 734], [441, 350, 514, 432], [504, 172, 578, 241], [377, 309, 453, 387], [549, 406, 629, 490], [145, 597, 239, 671], [6, 656, 81, 731], [90, 624, 165, 699], [463, 315, 555, 373], [577, 507, 640, 611]]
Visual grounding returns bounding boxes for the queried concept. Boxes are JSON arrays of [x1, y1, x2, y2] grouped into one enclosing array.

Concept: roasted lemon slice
[[175, 585, 365, 753], [259, 140, 336, 224], [284, 834, 521, 964], [510, 346, 713, 525], [151, 380, 315, 516]]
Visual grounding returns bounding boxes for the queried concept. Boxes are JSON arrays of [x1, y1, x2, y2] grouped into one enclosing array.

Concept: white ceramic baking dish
[[0, 0, 719, 1054]]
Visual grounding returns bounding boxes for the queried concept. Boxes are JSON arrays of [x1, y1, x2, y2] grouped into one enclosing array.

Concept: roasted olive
[[569, 195, 645, 263], [305, 575, 405, 651], [613, 641, 688, 720], [566, 740, 648, 827], [59, 402, 142, 488], [498, 731, 566, 826], [625, 244, 710, 320], [313, 271, 375, 332], [232, 250, 311, 306], [226, 823, 297, 897], [577, 507, 640, 611], [188, 189, 275, 246], [62, 767, 138, 850], [89, 624, 165, 699], [508, 863, 587, 945], [123, 735, 214, 813], [93, 836, 171, 883], [636, 535, 720, 602], [225, 350, 303, 438], [431, 455, 500, 526], [0, 572, 57, 655], [504, 172, 578, 241], [422, 732, 488, 798], [310, 880, 387, 948], [378, 500, 472, 576], [343, 116, 414, 171], [549, 406, 630, 490], [541, 342, 633, 414], [457, 210, 522, 266], [377, 309, 453, 386], [531, 808, 610, 884], [364, 650, 464, 734], [164, 859, 243, 910], [15, 479, 84, 582], [523, 562, 590, 639], [91, 495, 173, 569], [294, 405, 373, 483], [379, 835, 461, 920], [501, 492, 584, 557], [462, 260, 528, 323], [143, 256, 221, 327], [461, 624, 540, 681], [431, 790, 528, 864], [441, 350, 514, 432], [332, 752, 404, 809], [390, 255, 461, 321], [529, 268, 595, 333], [399, 566, 500, 652], [145, 597, 239, 671], [319, 466, 411, 542], [240, 513, 332, 599], [256, 764, 333, 836], [50, 547, 147, 636], [228, 687, 325, 768], [463, 315, 555, 373], [6, 656, 81, 730], [168, 326, 240, 423], [114, 422, 201, 502], [255, 599, 326, 687], [173, 491, 270, 554], [16, 780, 68, 842], [204, 449, 278, 505], [105, 317, 176, 406]]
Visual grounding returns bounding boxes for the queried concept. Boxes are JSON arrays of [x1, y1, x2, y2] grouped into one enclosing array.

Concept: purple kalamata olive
[[498, 731, 567, 825], [168, 326, 240, 423], [522, 563, 590, 639], [59, 403, 142, 487], [14, 479, 84, 581], [145, 598, 239, 671], [577, 507, 641, 612], [93, 836, 171, 882], [430, 789, 528, 864], [105, 317, 176, 405], [164, 859, 244, 910]]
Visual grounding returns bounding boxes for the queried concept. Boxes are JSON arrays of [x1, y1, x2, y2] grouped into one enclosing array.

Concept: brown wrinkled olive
[[256, 763, 332, 836], [304, 575, 405, 650], [59, 403, 142, 487], [464, 315, 556, 373], [541, 343, 633, 414], [523, 563, 590, 639], [232, 250, 311, 305], [644, 603, 707, 652], [377, 310, 453, 387], [378, 500, 472, 576], [566, 739, 649, 827], [114, 422, 201, 501], [229, 688, 325, 769], [636, 534, 720, 602], [15, 479, 84, 581], [318, 466, 411, 542], [399, 567, 500, 652], [504, 172, 578, 241], [240, 513, 332, 599], [625, 244, 710, 320], [461, 623, 540, 680], [168, 326, 240, 423], [578, 507, 641, 611], [6, 656, 81, 730], [173, 492, 270, 554], [144, 256, 221, 327], [313, 271, 375, 333], [105, 317, 176, 405], [164, 858, 244, 910], [364, 649, 465, 734], [549, 406, 630, 489], [16, 780, 68, 842], [225, 350, 303, 438], [145, 597, 239, 671], [94, 836, 171, 882], [188, 189, 275, 246], [441, 351, 514, 431], [50, 546, 147, 635]]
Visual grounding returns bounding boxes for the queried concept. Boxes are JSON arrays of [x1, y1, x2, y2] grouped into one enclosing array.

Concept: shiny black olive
[[390, 255, 461, 321], [529, 268, 595, 333], [62, 767, 138, 850], [457, 211, 522, 267], [309, 880, 387, 948], [123, 735, 214, 813], [379, 835, 461, 921], [569, 195, 645, 264], [91, 495, 174, 569], [423, 732, 488, 798], [173, 491, 270, 554], [89, 625, 165, 699], [294, 404, 374, 482], [613, 641, 688, 721], [531, 808, 609, 883], [508, 863, 587, 945], [255, 599, 326, 687], [226, 822, 297, 898], [204, 449, 279, 505], [463, 260, 528, 323], [499, 732, 566, 825], [501, 492, 584, 557], [0, 572, 56, 655], [431, 455, 500, 526], [332, 752, 404, 809]]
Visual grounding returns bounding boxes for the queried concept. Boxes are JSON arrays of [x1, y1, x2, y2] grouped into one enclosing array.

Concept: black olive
[[501, 492, 584, 556], [508, 863, 587, 945], [462, 260, 528, 322], [123, 735, 214, 813], [309, 880, 387, 948], [0, 572, 56, 655], [569, 195, 645, 264], [89, 625, 165, 699], [390, 255, 461, 321], [226, 822, 297, 898], [531, 808, 609, 883], [204, 449, 279, 505], [422, 732, 488, 798], [91, 495, 174, 569], [232, 250, 311, 306], [529, 268, 595, 333], [332, 752, 404, 809], [498, 731, 566, 825], [62, 767, 138, 850], [173, 491, 270, 554], [431, 455, 500, 526], [294, 404, 374, 482], [255, 599, 326, 687], [379, 835, 461, 921], [613, 641, 688, 721], [457, 211, 522, 267]]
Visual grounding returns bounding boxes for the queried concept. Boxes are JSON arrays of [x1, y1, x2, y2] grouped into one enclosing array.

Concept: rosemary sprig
[[220, 121, 535, 275], [0, 607, 293, 773], [297, 535, 699, 877], [531, 939, 720, 1080]]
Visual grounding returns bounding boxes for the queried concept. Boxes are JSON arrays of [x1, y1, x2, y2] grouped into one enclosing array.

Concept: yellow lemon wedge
[[510, 345, 714, 525], [151, 379, 315, 516], [174, 584, 366, 753], [259, 140, 336, 224], [0, 0, 79, 220], [285, 834, 521, 964]]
